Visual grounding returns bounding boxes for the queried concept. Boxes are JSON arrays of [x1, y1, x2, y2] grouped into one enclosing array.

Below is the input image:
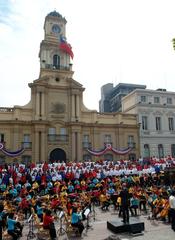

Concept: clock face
[[52, 24, 61, 33]]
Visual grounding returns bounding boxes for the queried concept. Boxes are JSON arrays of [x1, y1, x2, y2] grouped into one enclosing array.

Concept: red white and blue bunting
[[87, 143, 132, 156], [0, 143, 24, 157]]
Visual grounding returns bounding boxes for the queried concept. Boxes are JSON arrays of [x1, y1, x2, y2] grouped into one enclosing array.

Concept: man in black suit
[[119, 183, 130, 224]]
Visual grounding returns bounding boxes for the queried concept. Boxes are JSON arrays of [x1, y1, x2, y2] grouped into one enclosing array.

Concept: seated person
[[36, 201, 43, 222], [7, 212, 23, 240], [43, 209, 57, 240], [0, 204, 8, 240], [99, 192, 110, 211], [153, 195, 166, 219], [159, 198, 170, 222], [50, 195, 61, 213], [130, 194, 139, 216], [71, 206, 84, 236]]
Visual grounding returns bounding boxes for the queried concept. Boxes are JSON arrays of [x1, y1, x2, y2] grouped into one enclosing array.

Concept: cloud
[[1, 0, 175, 110]]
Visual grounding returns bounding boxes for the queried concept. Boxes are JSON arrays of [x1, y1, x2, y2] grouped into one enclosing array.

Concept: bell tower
[[39, 10, 73, 78]]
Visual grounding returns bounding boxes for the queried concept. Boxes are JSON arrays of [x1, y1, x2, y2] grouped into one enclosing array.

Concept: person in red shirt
[[43, 209, 57, 240], [50, 196, 61, 213], [19, 197, 30, 219]]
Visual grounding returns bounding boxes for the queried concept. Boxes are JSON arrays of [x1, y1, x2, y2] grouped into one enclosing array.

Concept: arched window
[[143, 144, 150, 158], [53, 55, 60, 69], [158, 144, 164, 158]]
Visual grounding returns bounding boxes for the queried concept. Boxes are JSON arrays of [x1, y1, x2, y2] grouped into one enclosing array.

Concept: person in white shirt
[[169, 190, 175, 231]]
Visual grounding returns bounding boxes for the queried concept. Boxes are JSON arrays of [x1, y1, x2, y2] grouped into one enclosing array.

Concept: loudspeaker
[[129, 222, 144, 234]]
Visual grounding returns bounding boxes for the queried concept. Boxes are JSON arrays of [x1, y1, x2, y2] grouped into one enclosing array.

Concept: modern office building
[[99, 83, 146, 113], [122, 88, 175, 158], [0, 11, 140, 164]]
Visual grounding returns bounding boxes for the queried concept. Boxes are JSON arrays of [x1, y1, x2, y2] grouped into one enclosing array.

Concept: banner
[[87, 143, 132, 156], [0, 143, 25, 157]]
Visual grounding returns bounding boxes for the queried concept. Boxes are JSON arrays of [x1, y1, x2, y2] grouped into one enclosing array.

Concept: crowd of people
[[0, 156, 175, 239]]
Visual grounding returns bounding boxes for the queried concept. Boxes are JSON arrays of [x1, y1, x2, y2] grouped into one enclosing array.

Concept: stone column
[[13, 125, 20, 150], [76, 132, 81, 162], [72, 132, 76, 161], [33, 131, 40, 163], [76, 95, 80, 118], [71, 95, 75, 118], [41, 92, 45, 116], [36, 92, 40, 118]]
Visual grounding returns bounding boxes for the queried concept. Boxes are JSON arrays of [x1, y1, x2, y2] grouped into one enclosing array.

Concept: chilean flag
[[59, 35, 74, 59]]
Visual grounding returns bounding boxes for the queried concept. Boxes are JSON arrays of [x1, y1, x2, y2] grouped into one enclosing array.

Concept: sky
[[1, 0, 175, 111]]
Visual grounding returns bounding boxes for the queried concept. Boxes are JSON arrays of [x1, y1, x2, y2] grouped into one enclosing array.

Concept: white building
[[122, 88, 175, 158]]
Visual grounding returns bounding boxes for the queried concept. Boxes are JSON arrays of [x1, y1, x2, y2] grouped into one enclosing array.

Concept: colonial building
[[99, 83, 146, 113], [122, 88, 175, 158], [0, 11, 140, 164]]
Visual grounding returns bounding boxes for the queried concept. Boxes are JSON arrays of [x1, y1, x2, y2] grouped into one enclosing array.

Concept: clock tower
[[39, 10, 73, 78]]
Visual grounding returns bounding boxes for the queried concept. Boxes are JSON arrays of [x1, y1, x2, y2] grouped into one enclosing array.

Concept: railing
[[22, 142, 32, 149], [82, 142, 92, 149], [48, 134, 69, 142], [0, 107, 14, 112], [104, 142, 113, 146], [128, 142, 136, 149], [45, 64, 70, 71], [142, 130, 150, 135]]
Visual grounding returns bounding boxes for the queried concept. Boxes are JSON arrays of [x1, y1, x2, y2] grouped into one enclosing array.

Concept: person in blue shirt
[[36, 201, 43, 222], [71, 206, 84, 236], [0, 204, 7, 240], [68, 182, 74, 193], [7, 212, 23, 240], [130, 194, 139, 216]]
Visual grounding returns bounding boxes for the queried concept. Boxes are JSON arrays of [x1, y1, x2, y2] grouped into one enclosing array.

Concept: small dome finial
[[47, 10, 62, 18]]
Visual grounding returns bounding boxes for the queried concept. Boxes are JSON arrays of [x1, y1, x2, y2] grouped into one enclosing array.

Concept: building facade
[[0, 11, 140, 164], [122, 88, 175, 158], [99, 83, 146, 113]]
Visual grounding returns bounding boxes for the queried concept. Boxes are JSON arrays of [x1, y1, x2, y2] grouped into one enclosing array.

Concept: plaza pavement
[[20, 205, 175, 240]]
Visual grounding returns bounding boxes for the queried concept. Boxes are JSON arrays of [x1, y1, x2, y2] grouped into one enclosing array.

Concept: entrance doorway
[[49, 148, 66, 163]]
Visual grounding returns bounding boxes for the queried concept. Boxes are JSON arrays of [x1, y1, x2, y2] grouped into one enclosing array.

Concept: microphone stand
[[92, 201, 96, 221], [57, 212, 67, 237], [27, 214, 36, 240]]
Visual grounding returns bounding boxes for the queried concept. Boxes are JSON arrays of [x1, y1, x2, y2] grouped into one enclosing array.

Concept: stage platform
[[107, 218, 145, 234]]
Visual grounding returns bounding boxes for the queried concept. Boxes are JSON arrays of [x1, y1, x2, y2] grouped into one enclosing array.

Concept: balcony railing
[[82, 142, 92, 149], [22, 142, 32, 149], [104, 142, 113, 146], [0, 107, 14, 112], [45, 64, 70, 71], [128, 142, 136, 149], [48, 134, 69, 142], [142, 130, 150, 135]]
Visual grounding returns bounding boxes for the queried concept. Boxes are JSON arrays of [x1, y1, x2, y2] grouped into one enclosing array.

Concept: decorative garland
[[0, 143, 25, 157], [87, 143, 132, 156]]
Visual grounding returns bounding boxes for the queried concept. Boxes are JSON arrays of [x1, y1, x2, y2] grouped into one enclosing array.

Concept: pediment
[[166, 111, 175, 117], [30, 75, 85, 96], [32, 76, 49, 85], [153, 110, 163, 116], [68, 78, 84, 89]]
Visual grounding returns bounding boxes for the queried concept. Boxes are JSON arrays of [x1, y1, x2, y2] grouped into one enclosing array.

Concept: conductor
[[119, 183, 130, 224]]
